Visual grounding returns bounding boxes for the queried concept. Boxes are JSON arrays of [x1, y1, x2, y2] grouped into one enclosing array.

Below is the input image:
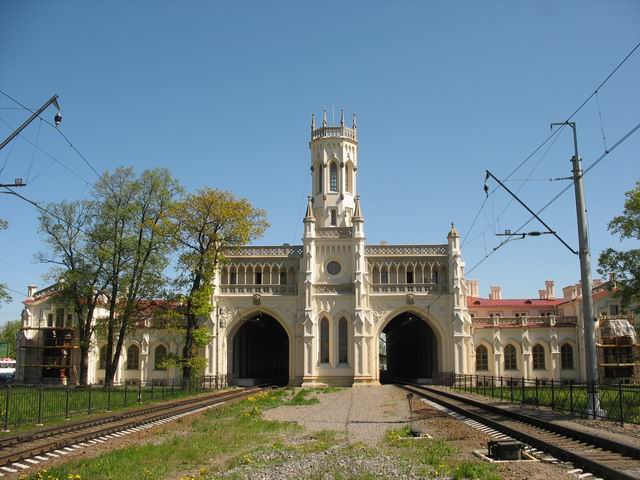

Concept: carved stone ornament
[[252, 293, 261, 305], [406, 293, 415, 305]]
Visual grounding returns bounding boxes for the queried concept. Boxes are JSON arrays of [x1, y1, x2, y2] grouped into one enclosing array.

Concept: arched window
[[475, 345, 489, 371], [320, 318, 329, 363], [329, 163, 338, 192], [561, 343, 574, 370], [532, 344, 545, 370], [381, 267, 389, 284], [504, 344, 517, 370], [126, 344, 140, 370], [154, 345, 167, 371], [317, 163, 323, 194], [338, 318, 348, 364], [98, 345, 107, 370]]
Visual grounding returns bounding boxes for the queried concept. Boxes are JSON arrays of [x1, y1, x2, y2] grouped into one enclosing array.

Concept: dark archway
[[232, 313, 289, 385], [380, 312, 437, 383]]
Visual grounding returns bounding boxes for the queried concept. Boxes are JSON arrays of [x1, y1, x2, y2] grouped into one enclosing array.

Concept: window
[[318, 163, 323, 194], [230, 271, 237, 285], [327, 261, 341, 275], [338, 318, 348, 364], [55, 308, 64, 328], [561, 344, 574, 370], [47, 313, 54, 327], [65, 313, 73, 327], [406, 270, 414, 284], [532, 344, 545, 370], [330, 209, 337, 226], [476, 345, 489, 371], [514, 312, 527, 318], [504, 344, 517, 370], [99, 345, 108, 370], [255, 271, 262, 285], [330, 163, 338, 192], [154, 345, 167, 370], [126, 345, 140, 370], [610, 304, 619, 316], [381, 268, 389, 284], [279, 271, 287, 285], [320, 318, 329, 364], [431, 270, 439, 284], [489, 312, 501, 318]]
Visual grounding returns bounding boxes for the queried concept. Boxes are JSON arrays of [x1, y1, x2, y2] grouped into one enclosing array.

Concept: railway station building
[[15, 113, 639, 386]]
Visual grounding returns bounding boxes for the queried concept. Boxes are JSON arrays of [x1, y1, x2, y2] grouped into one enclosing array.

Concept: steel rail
[[0, 386, 268, 468], [394, 381, 640, 480]]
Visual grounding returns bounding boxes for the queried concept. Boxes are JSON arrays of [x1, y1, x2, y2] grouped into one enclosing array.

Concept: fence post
[[591, 381, 597, 419], [619, 381, 624, 426], [107, 383, 112, 412], [551, 378, 555, 411], [482, 375, 486, 396], [535, 378, 539, 408], [65, 383, 70, 420], [521, 377, 525, 405], [151, 380, 154, 399], [172, 378, 175, 396], [500, 376, 503, 400], [491, 375, 495, 399], [87, 384, 93, 415], [36, 385, 43, 425], [510, 377, 514, 402], [3, 385, 10, 432], [138, 380, 142, 404], [124, 381, 128, 407], [162, 382, 165, 400], [569, 380, 574, 415]]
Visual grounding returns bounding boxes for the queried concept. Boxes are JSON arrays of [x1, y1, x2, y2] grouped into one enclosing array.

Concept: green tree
[[0, 320, 21, 357], [598, 180, 640, 311], [37, 199, 109, 384], [169, 189, 268, 380], [96, 168, 180, 386]]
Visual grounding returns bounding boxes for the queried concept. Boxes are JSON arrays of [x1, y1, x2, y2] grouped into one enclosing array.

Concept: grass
[[26, 387, 501, 480], [0, 382, 216, 433], [453, 381, 640, 423]]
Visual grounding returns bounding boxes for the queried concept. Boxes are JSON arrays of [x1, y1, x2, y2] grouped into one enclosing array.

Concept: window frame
[[329, 162, 338, 192], [504, 344, 517, 371], [560, 343, 574, 370], [154, 345, 168, 371], [126, 344, 140, 370], [532, 344, 545, 370], [319, 318, 330, 364], [475, 345, 489, 371]]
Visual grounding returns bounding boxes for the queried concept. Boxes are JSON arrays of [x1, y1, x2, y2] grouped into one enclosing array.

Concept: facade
[[15, 112, 637, 386]]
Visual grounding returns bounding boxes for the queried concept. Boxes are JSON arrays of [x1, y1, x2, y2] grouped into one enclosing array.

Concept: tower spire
[[311, 113, 316, 132], [352, 113, 357, 129], [322, 109, 328, 127], [340, 109, 345, 127], [353, 195, 363, 219]]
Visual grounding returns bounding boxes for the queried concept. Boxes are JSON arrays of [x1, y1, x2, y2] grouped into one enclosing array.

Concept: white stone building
[[21, 112, 631, 387]]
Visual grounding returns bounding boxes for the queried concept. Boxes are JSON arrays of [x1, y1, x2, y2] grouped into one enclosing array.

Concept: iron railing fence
[[0, 374, 228, 430], [434, 372, 640, 426]]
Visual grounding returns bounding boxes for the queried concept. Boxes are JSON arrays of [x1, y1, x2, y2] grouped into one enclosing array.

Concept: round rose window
[[326, 261, 341, 275]]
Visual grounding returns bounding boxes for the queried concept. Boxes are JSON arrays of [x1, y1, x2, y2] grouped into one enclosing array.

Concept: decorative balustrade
[[370, 283, 448, 294], [218, 284, 297, 295], [314, 284, 354, 294], [365, 245, 448, 256], [316, 227, 353, 238], [472, 316, 578, 328], [311, 126, 357, 141], [222, 246, 303, 257]]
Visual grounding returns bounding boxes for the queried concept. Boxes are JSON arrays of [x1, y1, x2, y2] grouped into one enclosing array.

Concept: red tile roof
[[467, 296, 564, 308]]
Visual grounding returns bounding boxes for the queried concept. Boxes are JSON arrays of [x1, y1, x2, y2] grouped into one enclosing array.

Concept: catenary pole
[[552, 121, 600, 414]]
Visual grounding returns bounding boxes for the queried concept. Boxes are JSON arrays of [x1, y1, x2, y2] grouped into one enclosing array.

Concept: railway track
[[0, 386, 267, 475], [395, 382, 640, 480]]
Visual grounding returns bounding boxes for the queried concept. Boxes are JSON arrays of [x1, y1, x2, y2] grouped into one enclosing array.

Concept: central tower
[[309, 109, 358, 228]]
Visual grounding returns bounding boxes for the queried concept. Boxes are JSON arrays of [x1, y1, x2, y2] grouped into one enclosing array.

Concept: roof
[[467, 296, 564, 308]]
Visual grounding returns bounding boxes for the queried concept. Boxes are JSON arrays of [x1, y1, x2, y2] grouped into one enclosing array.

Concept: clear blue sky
[[1, 1, 639, 322]]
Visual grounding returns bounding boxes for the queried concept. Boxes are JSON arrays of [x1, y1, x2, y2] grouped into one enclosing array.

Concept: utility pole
[[551, 121, 601, 415], [0, 94, 62, 191]]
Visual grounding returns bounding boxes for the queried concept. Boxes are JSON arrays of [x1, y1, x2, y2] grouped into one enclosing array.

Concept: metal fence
[[0, 374, 228, 431], [437, 373, 640, 426]]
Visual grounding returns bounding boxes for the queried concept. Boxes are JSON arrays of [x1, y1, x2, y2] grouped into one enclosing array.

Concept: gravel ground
[[264, 385, 409, 445]]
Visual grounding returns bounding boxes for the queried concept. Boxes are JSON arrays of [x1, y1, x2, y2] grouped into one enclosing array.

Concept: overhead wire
[[461, 40, 640, 246], [466, 120, 640, 276], [25, 118, 42, 182]]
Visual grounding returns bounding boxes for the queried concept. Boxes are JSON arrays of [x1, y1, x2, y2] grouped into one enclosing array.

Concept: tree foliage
[[0, 320, 21, 357], [598, 180, 640, 311], [169, 188, 268, 379]]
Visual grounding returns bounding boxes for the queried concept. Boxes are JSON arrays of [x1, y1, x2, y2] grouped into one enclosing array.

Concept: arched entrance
[[231, 313, 289, 386], [379, 312, 438, 383]]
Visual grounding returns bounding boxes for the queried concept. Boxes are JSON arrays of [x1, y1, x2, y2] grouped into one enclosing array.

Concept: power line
[[461, 40, 640, 245], [466, 120, 640, 276]]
